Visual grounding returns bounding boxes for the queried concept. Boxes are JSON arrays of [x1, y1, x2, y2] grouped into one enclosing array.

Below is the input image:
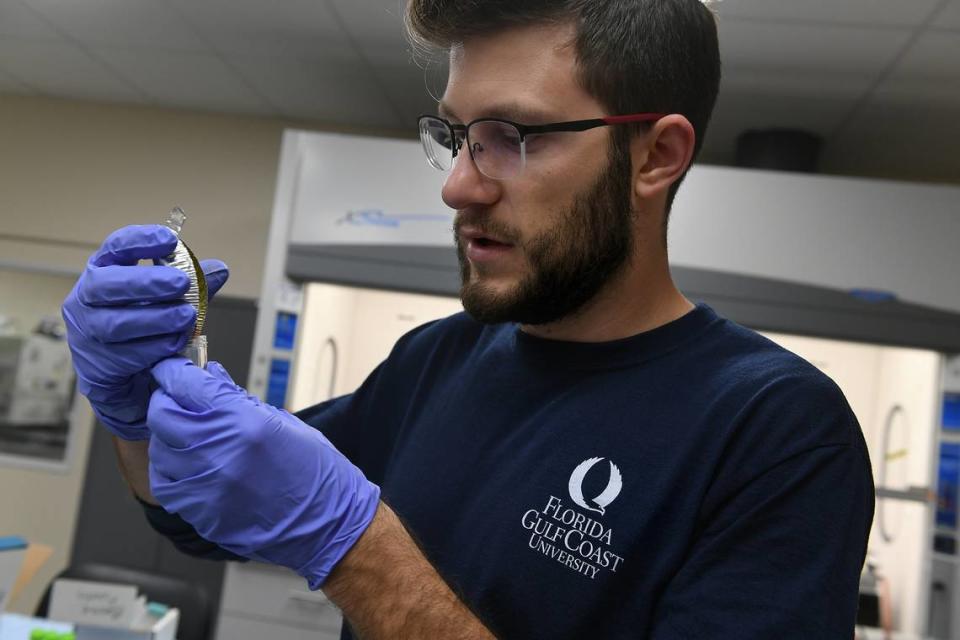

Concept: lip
[[458, 227, 516, 263], [458, 226, 513, 246], [465, 239, 515, 263]]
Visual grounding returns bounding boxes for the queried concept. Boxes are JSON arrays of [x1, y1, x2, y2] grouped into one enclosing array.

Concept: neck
[[520, 250, 693, 343]]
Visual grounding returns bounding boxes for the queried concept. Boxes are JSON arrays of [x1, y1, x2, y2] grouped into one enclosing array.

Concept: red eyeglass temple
[[601, 113, 666, 125]]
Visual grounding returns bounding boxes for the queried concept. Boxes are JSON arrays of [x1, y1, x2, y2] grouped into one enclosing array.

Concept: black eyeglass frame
[[418, 112, 667, 174]]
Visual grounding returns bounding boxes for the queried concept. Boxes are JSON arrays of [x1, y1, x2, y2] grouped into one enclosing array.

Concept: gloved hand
[[62, 225, 229, 440], [147, 357, 381, 588]]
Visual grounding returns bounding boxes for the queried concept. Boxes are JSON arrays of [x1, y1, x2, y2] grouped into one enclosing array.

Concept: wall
[[0, 94, 406, 299], [0, 267, 75, 336]]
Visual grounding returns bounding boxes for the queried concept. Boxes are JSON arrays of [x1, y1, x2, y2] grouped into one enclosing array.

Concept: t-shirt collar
[[510, 303, 721, 371]]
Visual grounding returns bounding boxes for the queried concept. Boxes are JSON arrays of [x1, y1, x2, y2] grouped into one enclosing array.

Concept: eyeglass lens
[[420, 117, 455, 171], [420, 117, 525, 180]]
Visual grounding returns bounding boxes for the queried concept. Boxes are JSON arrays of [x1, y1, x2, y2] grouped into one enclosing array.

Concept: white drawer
[[219, 561, 342, 631], [215, 613, 341, 640]]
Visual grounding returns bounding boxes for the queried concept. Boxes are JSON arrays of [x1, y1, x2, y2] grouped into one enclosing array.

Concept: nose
[[441, 146, 501, 211]]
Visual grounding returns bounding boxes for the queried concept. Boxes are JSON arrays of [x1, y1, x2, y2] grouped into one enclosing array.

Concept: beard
[[455, 139, 635, 326]]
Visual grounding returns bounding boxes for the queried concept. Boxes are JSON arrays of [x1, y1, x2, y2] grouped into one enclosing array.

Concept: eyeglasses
[[418, 112, 665, 180]]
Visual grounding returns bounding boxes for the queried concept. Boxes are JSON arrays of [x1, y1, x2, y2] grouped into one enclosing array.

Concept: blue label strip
[[944, 393, 960, 431], [266, 358, 291, 408], [273, 312, 298, 350], [937, 443, 960, 529]]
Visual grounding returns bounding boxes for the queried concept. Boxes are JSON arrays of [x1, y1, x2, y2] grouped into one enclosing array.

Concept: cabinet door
[[290, 284, 462, 409], [869, 347, 941, 636], [340, 288, 462, 394], [288, 284, 358, 412]]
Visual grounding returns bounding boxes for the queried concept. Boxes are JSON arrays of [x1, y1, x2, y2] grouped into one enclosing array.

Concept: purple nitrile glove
[[61, 225, 229, 440], [146, 357, 380, 588]]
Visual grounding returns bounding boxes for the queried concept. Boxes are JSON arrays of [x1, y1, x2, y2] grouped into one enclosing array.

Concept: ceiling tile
[[361, 39, 422, 68], [95, 47, 275, 115], [867, 38, 960, 111], [888, 31, 960, 80], [931, 1, 960, 30], [0, 37, 144, 102], [23, 0, 206, 51], [721, 67, 876, 101], [328, 0, 407, 45], [870, 78, 960, 108], [228, 55, 399, 127], [377, 62, 443, 128], [867, 31, 960, 117], [0, 0, 61, 39], [715, 0, 943, 27], [718, 20, 914, 75], [166, 0, 351, 58], [330, 0, 440, 87]]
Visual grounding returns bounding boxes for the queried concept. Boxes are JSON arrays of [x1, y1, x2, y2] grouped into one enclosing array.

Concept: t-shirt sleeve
[[648, 376, 875, 639]]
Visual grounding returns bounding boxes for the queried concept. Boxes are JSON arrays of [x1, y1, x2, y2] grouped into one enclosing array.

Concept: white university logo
[[568, 457, 623, 515], [520, 456, 626, 580]]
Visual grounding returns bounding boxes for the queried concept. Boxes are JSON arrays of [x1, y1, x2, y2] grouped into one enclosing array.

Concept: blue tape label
[[266, 358, 291, 408], [274, 312, 298, 350], [938, 443, 960, 529], [944, 393, 960, 431]]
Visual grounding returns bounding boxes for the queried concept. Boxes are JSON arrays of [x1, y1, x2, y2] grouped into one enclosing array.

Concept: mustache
[[453, 210, 521, 245]]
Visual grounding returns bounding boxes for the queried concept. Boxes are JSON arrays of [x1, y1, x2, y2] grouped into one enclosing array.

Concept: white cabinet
[[288, 284, 462, 412], [215, 561, 342, 640]]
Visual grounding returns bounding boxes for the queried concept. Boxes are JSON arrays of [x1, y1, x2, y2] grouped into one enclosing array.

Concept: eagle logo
[[568, 457, 623, 515]]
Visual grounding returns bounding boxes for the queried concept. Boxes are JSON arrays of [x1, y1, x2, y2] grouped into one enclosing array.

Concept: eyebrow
[[437, 100, 559, 125]]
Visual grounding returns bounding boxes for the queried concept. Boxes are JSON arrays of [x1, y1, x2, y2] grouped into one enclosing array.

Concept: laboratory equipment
[[0, 327, 74, 428]]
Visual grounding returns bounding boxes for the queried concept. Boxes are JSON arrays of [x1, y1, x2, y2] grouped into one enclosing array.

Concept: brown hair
[[406, 0, 721, 218]]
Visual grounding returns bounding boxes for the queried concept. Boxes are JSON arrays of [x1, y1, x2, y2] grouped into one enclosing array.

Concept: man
[[62, 1, 874, 638]]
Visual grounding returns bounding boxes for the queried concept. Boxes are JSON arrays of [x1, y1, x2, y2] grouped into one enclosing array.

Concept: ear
[[631, 115, 696, 203]]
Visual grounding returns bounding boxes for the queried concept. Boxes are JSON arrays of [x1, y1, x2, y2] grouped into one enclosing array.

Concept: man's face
[[440, 23, 637, 326]]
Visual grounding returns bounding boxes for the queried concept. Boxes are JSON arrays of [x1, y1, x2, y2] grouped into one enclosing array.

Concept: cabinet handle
[[287, 589, 331, 607], [325, 337, 338, 399], [878, 404, 911, 544], [316, 337, 339, 400]]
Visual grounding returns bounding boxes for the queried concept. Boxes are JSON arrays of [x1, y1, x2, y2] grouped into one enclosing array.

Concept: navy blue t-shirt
[[144, 303, 874, 639]]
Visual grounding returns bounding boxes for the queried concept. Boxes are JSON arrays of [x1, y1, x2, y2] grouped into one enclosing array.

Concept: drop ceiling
[[0, 0, 958, 184]]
